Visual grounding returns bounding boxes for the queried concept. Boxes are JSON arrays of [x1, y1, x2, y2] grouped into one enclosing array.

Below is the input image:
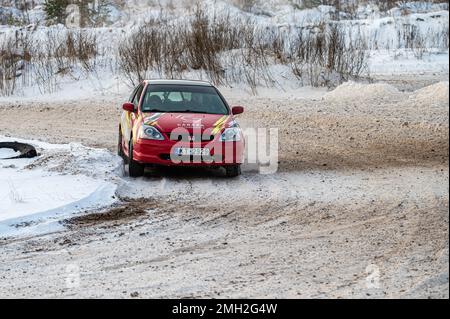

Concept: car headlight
[[220, 127, 241, 142], [139, 125, 165, 140]]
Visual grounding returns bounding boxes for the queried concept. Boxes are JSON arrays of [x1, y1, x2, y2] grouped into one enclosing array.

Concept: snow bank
[[0, 168, 113, 222], [0, 136, 121, 237], [324, 81, 401, 101], [369, 50, 450, 76], [412, 81, 449, 104]]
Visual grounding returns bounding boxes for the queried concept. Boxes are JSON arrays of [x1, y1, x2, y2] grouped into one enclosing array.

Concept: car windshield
[[141, 84, 229, 115]]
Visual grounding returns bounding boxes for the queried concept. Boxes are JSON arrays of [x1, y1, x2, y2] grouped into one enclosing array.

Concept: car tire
[[224, 165, 241, 178], [118, 129, 125, 159], [128, 140, 144, 177]]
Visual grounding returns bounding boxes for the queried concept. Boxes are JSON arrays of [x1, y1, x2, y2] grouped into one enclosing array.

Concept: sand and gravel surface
[[0, 80, 448, 298]]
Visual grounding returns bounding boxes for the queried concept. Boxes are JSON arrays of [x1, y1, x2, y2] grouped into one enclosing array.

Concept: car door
[[121, 83, 144, 150]]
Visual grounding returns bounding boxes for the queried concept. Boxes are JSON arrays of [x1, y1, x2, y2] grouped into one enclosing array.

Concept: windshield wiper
[[176, 110, 209, 114]]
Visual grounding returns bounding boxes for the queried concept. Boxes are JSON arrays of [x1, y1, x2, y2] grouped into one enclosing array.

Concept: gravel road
[[0, 80, 448, 298]]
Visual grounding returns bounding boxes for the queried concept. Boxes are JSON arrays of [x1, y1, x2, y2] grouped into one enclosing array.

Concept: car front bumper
[[133, 138, 245, 166]]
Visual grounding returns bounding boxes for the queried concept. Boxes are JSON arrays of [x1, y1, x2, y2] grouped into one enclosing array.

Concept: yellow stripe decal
[[144, 113, 163, 126], [212, 115, 229, 135], [132, 114, 143, 144]]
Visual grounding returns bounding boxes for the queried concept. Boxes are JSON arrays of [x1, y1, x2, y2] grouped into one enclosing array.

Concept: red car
[[118, 80, 245, 177]]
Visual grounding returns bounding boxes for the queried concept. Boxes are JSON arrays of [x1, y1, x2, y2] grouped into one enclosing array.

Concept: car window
[[132, 84, 144, 106], [141, 85, 229, 115]]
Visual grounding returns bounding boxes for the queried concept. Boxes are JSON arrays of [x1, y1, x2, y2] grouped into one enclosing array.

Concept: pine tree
[[43, 0, 69, 25]]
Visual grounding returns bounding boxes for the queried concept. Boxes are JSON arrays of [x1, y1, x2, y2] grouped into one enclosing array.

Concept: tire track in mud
[[0, 167, 447, 298]]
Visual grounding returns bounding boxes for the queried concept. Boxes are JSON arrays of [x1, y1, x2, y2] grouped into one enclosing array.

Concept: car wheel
[[118, 129, 125, 159], [128, 140, 144, 177], [224, 165, 241, 178]]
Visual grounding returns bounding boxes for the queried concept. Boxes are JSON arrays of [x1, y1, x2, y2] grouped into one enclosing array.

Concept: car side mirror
[[232, 106, 244, 115], [123, 102, 135, 112]]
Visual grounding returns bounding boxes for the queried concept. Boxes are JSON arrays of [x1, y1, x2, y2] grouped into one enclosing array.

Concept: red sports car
[[118, 80, 245, 177]]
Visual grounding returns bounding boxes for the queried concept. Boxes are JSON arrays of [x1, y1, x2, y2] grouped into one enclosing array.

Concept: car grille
[[168, 133, 215, 142]]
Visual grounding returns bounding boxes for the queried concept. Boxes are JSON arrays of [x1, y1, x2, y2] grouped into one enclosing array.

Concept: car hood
[[141, 112, 232, 134]]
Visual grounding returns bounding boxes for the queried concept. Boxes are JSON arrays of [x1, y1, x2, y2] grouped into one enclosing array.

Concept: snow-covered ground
[[0, 137, 120, 236], [0, 50, 446, 105], [0, 1, 448, 99], [0, 0, 448, 299], [0, 77, 447, 298], [0, 79, 447, 238], [0, 148, 20, 159], [369, 49, 449, 75]]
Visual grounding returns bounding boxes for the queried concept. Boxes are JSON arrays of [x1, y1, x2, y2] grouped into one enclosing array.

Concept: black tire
[[128, 140, 144, 177], [224, 165, 241, 178], [118, 129, 125, 159]]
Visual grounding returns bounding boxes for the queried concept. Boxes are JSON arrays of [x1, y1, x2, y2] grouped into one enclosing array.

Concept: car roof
[[144, 79, 213, 86]]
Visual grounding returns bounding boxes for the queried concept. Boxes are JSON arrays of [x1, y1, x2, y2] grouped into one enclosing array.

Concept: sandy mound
[[412, 81, 449, 104], [325, 81, 401, 101]]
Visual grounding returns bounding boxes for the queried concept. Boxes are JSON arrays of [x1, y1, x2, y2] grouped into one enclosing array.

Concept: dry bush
[[161, 26, 186, 79], [0, 28, 99, 95], [209, 12, 244, 52], [118, 6, 369, 90], [409, 24, 448, 57], [48, 30, 98, 72], [68, 30, 98, 72], [31, 38, 58, 94], [0, 38, 21, 96], [289, 23, 368, 87], [118, 7, 230, 86], [439, 26, 449, 50], [183, 6, 236, 84], [397, 24, 429, 59], [118, 5, 283, 89], [0, 31, 36, 96], [118, 19, 165, 86], [26, 29, 98, 93]]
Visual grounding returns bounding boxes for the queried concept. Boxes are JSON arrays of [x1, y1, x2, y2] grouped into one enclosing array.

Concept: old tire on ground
[[0, 141, 38, 159], [128, 140, 144, 177], [224, 165, 241, 178]]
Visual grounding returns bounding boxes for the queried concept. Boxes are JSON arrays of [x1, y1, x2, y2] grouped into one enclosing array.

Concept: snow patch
[[324, 81, 401, 101], [0, 168, 113, 221], [412, 81, 449, 104], [0, 136, 121, 237], [369, 50, 449, 76], [116, 167, 448, 209], [0, 148, 20, 159]]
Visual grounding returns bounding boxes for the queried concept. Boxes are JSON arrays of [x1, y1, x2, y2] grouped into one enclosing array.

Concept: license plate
[[174, 148, 210, 156]]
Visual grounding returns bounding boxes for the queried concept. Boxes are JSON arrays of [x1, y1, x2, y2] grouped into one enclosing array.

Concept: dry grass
[[1, 1, 448, 96], [0, 29, 98, 94], [118, 6, 370, 91]]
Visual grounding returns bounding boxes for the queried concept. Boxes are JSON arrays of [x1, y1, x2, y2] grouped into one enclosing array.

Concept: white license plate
[[174, 148, 210, 156]]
